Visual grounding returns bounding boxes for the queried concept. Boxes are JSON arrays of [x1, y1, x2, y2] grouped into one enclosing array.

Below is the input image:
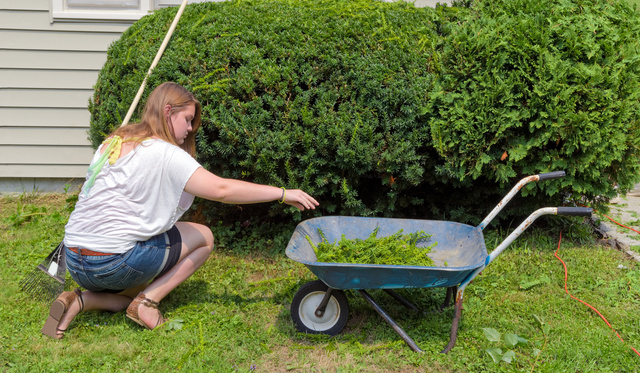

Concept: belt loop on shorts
[[68, 247, 115, 256]]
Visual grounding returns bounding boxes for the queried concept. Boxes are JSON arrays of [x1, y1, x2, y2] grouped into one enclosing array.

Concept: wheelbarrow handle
[[478, 171, 567, 230], [478, 207, 592, 274], [557, 207, 592, 217], [537, 171, 566, 181]]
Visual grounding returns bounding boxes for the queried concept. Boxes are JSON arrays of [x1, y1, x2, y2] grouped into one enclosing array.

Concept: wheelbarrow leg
[[358, 290, 423, 353], [383, 289, 419, 311], [440, 286, 457, 311], [440, 289, 464, 354]]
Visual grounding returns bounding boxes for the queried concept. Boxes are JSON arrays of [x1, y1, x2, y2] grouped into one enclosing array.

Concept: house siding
[[0, 0, 132, 191]]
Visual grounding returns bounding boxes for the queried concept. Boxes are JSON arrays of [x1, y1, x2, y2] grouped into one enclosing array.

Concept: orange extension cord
[[579, 202, 640, 236], [599, 212, 640, 235], [554, 231, 640, 357]]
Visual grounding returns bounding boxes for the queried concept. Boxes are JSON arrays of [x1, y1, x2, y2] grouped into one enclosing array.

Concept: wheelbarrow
[[285, 172, 592, 353]]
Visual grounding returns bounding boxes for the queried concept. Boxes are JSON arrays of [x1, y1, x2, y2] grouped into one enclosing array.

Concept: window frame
[[50, 0, 155, 21]]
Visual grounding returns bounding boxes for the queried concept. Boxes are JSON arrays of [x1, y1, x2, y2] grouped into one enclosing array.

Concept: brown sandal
[[41, 288, 84, 339], [126, 293, 166, 330]]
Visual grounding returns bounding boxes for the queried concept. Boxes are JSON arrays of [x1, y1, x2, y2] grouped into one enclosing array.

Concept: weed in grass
[[482, 327, 525, 364], [480, 314, 551, 370]]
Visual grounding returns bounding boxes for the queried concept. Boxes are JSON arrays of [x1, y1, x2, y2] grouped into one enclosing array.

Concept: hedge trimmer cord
[[599, 213, 640, 236], [555, 231, 640, 357]]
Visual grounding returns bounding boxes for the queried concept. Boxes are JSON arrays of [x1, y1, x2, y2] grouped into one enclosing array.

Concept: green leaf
[[533, 314, 544, 327], [486, 347, 503, 363], [165, 319, 184, 331], [501, 350, 516, 364], [519, 275, 550, 290], [482, 327, 501, 342], [503, 333, 519, 348]]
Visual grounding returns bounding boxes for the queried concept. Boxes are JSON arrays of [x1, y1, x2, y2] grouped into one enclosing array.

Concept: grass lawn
[[1, 192, 639, 372], [627, 0, 640, 8]]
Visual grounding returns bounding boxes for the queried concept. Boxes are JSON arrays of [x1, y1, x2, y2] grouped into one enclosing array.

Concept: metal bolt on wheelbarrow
[[285, 171, 592, 353]]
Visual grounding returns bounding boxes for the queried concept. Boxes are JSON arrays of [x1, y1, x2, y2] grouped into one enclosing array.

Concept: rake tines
[[20, 242, 66, 302]]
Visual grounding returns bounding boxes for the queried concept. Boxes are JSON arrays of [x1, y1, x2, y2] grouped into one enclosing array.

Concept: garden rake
[[20, 242, 66, 302], [19, 0, 189, 302]]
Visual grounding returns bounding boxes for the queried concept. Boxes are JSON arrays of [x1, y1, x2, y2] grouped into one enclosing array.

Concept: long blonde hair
[[110, 82, 202, 157]]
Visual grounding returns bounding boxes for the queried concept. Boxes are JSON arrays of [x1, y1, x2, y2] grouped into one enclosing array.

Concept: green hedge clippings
[[308, 228, 438, 267]]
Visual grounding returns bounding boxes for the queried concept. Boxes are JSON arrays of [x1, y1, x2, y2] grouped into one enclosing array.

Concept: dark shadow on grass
[[271, 285, 461, 350], [61, 279, 461, 348]]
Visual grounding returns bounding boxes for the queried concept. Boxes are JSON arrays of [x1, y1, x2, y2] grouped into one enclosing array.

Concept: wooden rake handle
[[120, 0, 189, 127]]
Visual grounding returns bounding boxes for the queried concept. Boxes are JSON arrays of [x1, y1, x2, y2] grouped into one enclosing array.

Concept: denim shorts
[[65, 226, 182, 293]]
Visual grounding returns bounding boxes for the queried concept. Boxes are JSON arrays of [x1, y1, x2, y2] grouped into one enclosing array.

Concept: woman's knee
[[202, 226, 214, 253], [190, 224, 213, 263], [178, 221, 214, 252], [195, 222, 214, 249]]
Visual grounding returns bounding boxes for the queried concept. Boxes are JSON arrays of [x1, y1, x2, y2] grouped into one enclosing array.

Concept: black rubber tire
[[290, 280, 349, 336]]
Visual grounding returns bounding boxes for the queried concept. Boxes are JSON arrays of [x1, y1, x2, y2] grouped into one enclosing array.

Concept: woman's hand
[[281, 189, 319, 211]]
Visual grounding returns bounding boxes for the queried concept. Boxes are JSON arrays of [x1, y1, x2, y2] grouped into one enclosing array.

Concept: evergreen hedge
[[89, 0, 640, 242], [429, 0, 640, 211], [89, 0, 442, 224]]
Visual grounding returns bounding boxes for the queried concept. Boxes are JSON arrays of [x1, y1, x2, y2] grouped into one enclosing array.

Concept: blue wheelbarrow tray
[[285, 216, 486, 290]]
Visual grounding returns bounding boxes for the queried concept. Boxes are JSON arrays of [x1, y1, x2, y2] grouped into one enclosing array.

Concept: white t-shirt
[[64, 139, 202, 253]]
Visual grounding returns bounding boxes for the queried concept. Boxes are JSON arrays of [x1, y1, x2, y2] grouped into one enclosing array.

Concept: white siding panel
[[1, 30, 122, 52], [0, 50, 108, 70], [0, 145, 94, 165], [0, 69, 99, 89], [0, 10, 132, 33], [0, 0, 49, 11], [0, 89, 94, 109], [0, 165, 89, 178], [0, 127, 90, 146], [0, 108, 90, 128]]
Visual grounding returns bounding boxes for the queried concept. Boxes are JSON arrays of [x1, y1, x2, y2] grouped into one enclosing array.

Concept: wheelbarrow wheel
[[291, 280, 348, 336]]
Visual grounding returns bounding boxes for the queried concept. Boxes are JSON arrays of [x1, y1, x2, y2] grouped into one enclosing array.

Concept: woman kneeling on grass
[[42, 82, 319, 339]]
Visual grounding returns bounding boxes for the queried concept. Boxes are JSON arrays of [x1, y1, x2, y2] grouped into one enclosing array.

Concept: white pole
[[120, 0, 189, 127]]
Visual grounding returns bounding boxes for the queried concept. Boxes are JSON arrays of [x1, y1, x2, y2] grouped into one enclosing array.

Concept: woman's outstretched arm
[[184, 167, 319, 211]]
